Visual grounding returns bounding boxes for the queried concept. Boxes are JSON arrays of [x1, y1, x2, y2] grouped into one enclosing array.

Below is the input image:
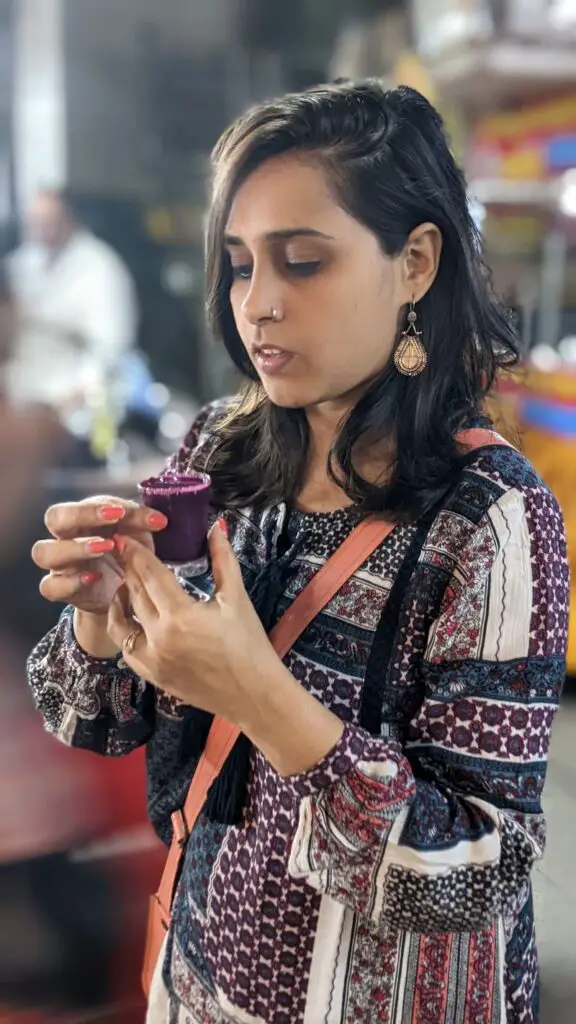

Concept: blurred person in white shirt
[[5, 187, 138, 412], [0, 252, 114, 1014]]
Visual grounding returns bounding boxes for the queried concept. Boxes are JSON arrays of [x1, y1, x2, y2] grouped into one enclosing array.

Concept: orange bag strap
[[455, 426, 512, 450], [155, 425, 511, 915]]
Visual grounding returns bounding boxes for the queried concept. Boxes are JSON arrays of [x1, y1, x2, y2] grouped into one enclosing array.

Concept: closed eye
[[285, 260, 321, 277], [231, 260, 321, 281]]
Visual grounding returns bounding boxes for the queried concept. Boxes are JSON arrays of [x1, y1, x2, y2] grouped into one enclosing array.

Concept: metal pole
[[536, 227, 568, 349]]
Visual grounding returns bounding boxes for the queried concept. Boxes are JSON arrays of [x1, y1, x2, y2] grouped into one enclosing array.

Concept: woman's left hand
[[109, 519, 345, 777], [107, 521, 275, 723]]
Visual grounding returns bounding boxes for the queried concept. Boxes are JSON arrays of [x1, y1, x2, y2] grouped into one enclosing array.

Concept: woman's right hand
[[31, 496, 168, 616]]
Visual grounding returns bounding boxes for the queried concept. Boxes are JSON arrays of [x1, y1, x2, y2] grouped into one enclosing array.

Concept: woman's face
[[224, 154, 438, 412]]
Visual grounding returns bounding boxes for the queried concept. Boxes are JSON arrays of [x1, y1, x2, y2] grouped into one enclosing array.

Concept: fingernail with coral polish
[[217, 517, 228, 538], [81, 571, 102, 586], [114, 534, 127, 553], [87, 538, 115, 555], [148, 512, 168, 529], [98, 505, 125, 522]]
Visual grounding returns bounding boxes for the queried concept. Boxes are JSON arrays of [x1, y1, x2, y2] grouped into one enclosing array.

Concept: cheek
[[229, 288, 249, 336], [354, 271, 398, 341], [322, 280, 395, 357]]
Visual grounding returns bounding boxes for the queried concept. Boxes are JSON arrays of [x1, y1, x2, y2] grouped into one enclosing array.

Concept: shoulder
[[425, 442, 566, 569], [451, 441, 561, 520], [461, 443, 564, 534], [461, 441, 544, 495], [7, 243, 40, 283], [6, 243, 27, 270]]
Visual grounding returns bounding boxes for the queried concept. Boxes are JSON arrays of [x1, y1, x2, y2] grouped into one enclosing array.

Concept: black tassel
[[179, 706, 213, 762], [204, 733, 253, 824]]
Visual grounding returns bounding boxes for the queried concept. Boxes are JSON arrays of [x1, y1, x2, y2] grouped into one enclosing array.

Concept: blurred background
[[0, 1, 574, 1021]]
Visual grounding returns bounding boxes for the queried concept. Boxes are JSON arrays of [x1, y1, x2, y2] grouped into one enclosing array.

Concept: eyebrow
[[224, 228, 335, 246]]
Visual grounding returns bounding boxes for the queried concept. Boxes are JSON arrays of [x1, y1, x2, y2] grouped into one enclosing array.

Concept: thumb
[[209, 518, 243, 598]]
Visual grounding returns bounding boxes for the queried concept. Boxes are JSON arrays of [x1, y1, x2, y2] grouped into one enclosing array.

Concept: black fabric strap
[[360, 516, 436, 737]]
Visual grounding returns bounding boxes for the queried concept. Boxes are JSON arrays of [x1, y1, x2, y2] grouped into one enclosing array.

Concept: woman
[[28, 83, 568, 1024]]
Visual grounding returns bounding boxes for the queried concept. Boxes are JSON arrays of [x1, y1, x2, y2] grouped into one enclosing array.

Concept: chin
[[259, 379, 316, 409]]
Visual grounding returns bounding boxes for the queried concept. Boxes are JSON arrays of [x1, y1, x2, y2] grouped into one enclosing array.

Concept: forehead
[[225, 154, 351, 239]]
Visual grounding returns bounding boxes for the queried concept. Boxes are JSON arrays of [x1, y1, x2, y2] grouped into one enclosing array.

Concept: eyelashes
[[286, 260, 322, 278], [230, 260, 322, 281]]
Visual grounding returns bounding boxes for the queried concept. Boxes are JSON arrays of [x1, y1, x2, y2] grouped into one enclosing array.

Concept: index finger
[[115, 534, 183, 608], [45, 498, 168, 540]]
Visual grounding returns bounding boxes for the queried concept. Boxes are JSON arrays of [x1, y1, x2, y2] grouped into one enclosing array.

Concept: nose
[[240, 266, 282, 327]]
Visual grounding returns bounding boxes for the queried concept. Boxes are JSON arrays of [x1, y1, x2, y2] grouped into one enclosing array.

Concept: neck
[[295, 399, 353, 513], [296, 395, 392, 514], [305, 400, 348, 468]]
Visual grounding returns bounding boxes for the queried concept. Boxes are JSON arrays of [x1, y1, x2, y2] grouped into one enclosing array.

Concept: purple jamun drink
[[138, 472, 211, 577]]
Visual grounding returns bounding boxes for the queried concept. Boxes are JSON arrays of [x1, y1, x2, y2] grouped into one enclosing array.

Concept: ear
[[401, 222, 443, 303]]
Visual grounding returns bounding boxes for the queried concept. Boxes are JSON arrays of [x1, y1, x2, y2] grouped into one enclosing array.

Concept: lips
[[251, 342, 295, 376]]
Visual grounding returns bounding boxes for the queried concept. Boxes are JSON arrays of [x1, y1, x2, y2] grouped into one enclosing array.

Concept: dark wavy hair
[[202, 81, 519, 521]]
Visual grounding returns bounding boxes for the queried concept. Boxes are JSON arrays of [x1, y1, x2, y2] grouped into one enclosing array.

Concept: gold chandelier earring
[[394, 300, 427, 377]]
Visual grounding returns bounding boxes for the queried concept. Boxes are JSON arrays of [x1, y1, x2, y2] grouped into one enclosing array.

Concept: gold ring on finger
[[123, 627, 142, 656]]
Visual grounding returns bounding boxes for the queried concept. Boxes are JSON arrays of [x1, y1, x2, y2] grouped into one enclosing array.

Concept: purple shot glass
[[137, 472, 212, 578]]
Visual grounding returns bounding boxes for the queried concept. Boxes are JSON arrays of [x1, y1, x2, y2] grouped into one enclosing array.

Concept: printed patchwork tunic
[[27, 403, 569, 1024]]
